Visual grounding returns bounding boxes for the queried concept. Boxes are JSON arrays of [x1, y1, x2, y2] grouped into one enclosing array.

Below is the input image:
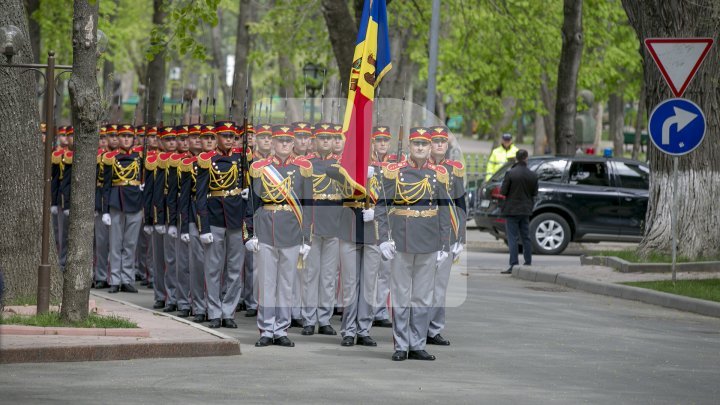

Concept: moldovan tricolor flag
[[339, 0, 392, 197]]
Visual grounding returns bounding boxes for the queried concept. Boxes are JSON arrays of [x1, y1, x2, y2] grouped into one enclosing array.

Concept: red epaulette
[[52, 148, 65, 164], [387, 153, 406, 163], [102, 150, 120, 165], [132, 145, 144, 153], [443, 159, 465, 177], [64, 150, 74, 164], [97, 148, 105, 156], [249, 157, 271, 178], [182, 155, 198, 166], [197, 151, 217, 169], [158, 151, 173, 161], [291, 156, 312, 177], [231, 147, 242, 154]]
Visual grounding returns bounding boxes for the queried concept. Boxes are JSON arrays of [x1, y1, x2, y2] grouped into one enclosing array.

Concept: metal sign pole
[[671, 156, 678, 283]]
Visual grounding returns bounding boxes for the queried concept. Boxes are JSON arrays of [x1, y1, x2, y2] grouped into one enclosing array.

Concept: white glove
[[245, 237, 259, 252], [102, 213, 111, 226], [94, 211, 98, 218], [139, 183, 145, 191], [241, 188, 249, 200], [154, 225, 166, 234], [200, 233, 214, 245], [437, 250, 449, 264], [168, 225, 178, 238], [63, 209, 70, 217], [180, 233, 190, 243], [50, 206, 58, 215], [143, 225, 153, 235], [362, 208, 374, 222], [299, 243, 311, 261], [451, 242, 464, 257], [379, 241, 396, 260], [367, 166, 375, 178]]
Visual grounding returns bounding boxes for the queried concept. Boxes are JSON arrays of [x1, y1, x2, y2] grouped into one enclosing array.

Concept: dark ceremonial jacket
[[306, 152, 342, 238], [195, 148, 249, 233], [179, 154, 199, 234], [102, 149, 144, 214], [431, 157, 467, 245]]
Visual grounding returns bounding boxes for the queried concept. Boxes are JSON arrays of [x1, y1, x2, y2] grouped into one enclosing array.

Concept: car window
[[534, 159, 568, 183], [568, 161, 610, 187], [615, 162, 649, 190], [489, 159, 543, 182]]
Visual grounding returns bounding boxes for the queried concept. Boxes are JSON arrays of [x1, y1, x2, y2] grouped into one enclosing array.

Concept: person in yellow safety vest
[[485, 133, 519, 181]]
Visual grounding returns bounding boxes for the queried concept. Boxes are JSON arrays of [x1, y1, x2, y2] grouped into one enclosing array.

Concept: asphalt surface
[[2, 248, 719, 404]]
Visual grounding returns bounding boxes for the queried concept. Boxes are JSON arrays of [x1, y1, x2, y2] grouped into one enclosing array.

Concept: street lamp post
[[0, 26, 107, 314]]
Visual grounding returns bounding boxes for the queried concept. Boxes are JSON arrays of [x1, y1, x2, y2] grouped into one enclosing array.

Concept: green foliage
[[623, 279, 720, 303], [0, 312, 138, 328], [147, 0, 222, 61], [595, 249, 720, 263]]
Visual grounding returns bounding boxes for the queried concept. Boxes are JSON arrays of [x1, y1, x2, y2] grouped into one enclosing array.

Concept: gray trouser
[[108, 209, 143, 285], [374, 259, 391, 321], [339, 241, 382, 338], [188, 223, 206, 315], [163, 233, 178, 305], [428, 253, 453, 338], [204, 226, 245, 320], [94, 213, 109, 282], [243, 248, 257, 310], [391, 252, 435, 351], [152, 231, 166, 302], [136, 227, 151, 281], [256, 243, 299, 338], [52, 210, 69, 270], [302, 235, 339, 327], [291, 259, 302, 320], [175, 227, 191, 311]]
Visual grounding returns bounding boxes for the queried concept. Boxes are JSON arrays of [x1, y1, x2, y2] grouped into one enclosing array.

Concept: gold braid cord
[[312, 173, 331, 193], [394, 177, 432, 205], [260, 173, 293, 203], [209, 163, 239, 191], [113, 160, 139, 182]]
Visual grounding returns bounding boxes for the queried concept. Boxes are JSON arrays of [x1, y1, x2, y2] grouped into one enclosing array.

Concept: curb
[[0, 294, 241, 364], [0, 324, 150, 337], [512, 266, 720, 319], [580, 255, 720, 273]]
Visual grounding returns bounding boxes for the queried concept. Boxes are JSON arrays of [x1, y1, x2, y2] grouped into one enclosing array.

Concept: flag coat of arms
[[339, 0, 392, 197]]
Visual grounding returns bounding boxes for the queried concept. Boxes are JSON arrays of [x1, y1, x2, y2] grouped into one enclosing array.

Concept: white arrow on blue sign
[[648, 98, 705, 156]]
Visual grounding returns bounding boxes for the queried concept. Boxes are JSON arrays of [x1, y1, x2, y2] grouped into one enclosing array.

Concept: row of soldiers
[[51, 119, 466, 361]]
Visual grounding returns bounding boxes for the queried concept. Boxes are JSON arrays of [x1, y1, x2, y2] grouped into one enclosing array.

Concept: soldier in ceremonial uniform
[[332, 125, 346, 155], [94, 126, 111, 288], [427, 126, 466, 346], [289, 122, 312, 327], [195, 121, 249, 329], [246, 125, 313, 347], [169, 125, 192, 317], [51, 126, 73, 271], [235, 123, 257, 318], [144, 127, 169, 307], [297, 123, 341, 336], [253, 124, 273, 160], [179, 124, 215, 323], [375, 127, 451, 361], [134, 125, 155, 287], [101, 124, 143, 293], [154, 126, 181, 312], [292, 121, 312, 157]]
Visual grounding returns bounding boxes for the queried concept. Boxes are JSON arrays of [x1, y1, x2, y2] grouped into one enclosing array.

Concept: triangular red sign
[[645, 38, 713, 97]]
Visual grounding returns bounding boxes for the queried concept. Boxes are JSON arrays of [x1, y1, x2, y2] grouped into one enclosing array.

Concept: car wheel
[[530, 213, 570, 255]]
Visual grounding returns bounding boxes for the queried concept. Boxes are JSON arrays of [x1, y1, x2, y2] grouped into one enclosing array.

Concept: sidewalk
[[0, 293, 240, 364], [511, 264, 720, 318]]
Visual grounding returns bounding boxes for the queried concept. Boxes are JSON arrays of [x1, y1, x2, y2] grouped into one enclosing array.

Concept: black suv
[[473, 156, 649, 255]]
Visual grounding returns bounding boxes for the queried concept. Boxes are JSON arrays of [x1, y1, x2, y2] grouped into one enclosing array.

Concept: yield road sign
[[645, 38, 713, 97], [648, 98, 705, 156]]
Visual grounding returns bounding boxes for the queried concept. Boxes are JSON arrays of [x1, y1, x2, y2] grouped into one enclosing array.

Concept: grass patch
[[594, 249, 720, 264], [0, 312, 138, 328], [623, 279, 720, 303], [5, 295, 61, 307]]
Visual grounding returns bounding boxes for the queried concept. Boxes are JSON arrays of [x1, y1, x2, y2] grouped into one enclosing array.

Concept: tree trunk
[[62, 0, 101, 323], [230, 0, 252, 122], [25, 0, 41, 63], [540, 73, 556, 154], [533, 108, 546, 155], [622, 0, 720, 260], [147, 0, 166, 125], [554, 0, 583, 155], [632, 81, 645, 161], [210, 8, 231, 110], [609, 92, 624, 156], [0, 0, 61, 303], [278, 54, 300, 122], [592, 101, 603, 152], [321, 0, 358, 85]]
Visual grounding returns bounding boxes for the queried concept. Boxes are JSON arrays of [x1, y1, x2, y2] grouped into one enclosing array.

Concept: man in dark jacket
[[500, 149, 538, 274]]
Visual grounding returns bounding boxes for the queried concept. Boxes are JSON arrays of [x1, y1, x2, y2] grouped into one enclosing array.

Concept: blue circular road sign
[[648, 98, 706, 156]]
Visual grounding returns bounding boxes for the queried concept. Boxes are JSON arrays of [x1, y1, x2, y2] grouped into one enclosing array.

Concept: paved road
[[2, 249, 719, 404]]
